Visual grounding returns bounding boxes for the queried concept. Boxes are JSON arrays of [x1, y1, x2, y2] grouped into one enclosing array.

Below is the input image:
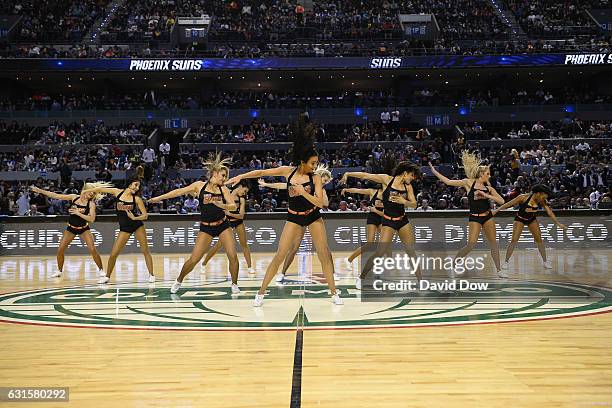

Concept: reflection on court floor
[[0, 250, 608, 282]]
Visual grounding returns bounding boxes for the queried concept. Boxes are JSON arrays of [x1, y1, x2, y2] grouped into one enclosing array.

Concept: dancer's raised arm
[[149, 181, 202, 203], [340, 171, 391, 186], [428, 162, 466, 187], [30, 186, 77, 201], [227, 166, 293, 187]]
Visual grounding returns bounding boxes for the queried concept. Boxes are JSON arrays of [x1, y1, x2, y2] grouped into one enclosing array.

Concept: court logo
[[0, 281, 610, 330]]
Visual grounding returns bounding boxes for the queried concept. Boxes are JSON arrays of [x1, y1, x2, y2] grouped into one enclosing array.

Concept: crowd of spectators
[[3, 86, 610, 113], [0, 91, 407, 111], [2, 0, 110, 42], [460, 119, 612, 140], [1, 133, 610, 215], [507, 0, 606, 37], [400, 0, 510, 39], [27, 120, 157, 145]]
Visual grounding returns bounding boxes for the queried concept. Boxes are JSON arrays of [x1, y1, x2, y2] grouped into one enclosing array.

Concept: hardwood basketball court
[[0, 250, 611, 407]]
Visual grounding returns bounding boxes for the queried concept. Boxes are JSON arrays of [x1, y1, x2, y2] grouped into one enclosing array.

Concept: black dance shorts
[[119, 220, 144, 234], [381, 214, 410, 230], [228, 218, 244, 229], [468, 211, 493, 225], [199, 219, 231, 237], [287, 209, 322, 227], [66, 224, 90, 235], [366, 212, 382, 226], [514, 215, 537, 226]]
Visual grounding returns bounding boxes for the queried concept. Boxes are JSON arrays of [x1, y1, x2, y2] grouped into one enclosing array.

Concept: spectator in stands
[[27, 204, 43, 216], [518, 125, 530, 139], [184, 195, 199, 213], [417, 199, 433, 211], [159, 139, 171, 170], [142, 145, 156, 181]]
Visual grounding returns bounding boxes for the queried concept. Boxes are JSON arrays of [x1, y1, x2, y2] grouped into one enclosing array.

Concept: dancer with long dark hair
[[340, 160, 421, 289], [149, 154, 241, 294], [84, 167, 155, 284], [493, 184, 567, 270], [30, 182, 111, 278], [258, 164, 337, 282], [226, 114, 342, 306], [429, 151, 506, 277]]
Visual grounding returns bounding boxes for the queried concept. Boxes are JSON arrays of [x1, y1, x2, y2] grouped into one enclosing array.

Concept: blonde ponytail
[[203, 151, 231, 177], [82, 182, 114, 202], [460, 150, 489, 180], [314, 163, 331, 181]]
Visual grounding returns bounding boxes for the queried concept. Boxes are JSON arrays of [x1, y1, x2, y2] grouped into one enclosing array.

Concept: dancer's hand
[[340, 188, 347, 196], [30, 186, 43, 194], [474, 190, 487, 200], [389, 195, 407, 205], [126, 211, 137, 220], [339, 173, 348, 185], [558, 223, 567, 230], [491, 209, 498, 216], [226, 175, 241, 187], [291, 184, 306, 196], [68, 207, 83, 217]]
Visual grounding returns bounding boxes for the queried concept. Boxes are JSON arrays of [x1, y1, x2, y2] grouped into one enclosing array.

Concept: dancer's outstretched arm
[[30, 186, 77, 201], [227, 166, 293, 186], [428, 162, 466, 187]]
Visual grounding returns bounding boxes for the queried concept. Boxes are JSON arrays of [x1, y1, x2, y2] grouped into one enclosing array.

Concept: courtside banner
[[1, 214, 609, 256], [1, 54, 611, 72]]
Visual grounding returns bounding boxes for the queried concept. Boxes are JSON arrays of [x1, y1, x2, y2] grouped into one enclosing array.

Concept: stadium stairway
[[85, 0, 126, 44], [488, 0, 526, 38]]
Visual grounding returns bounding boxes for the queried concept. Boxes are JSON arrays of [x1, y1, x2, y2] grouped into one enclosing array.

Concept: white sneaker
[[98, 270, 106, 277], [51, 271, 62, 278], [501, 261, 509, 270], [498, 269, 509, 279], [331, 294, 344, 305], [200, 263, 207, 273], [247, 267, 256, 274], [275, 273, 285, 282], [170, 280, 182, 294], [543, 260, 553, 269], [344, 258, 353, 271], [148, 275, 156, 283], [231, 284, 240, 294], [98, 276, 109, 284], [253, 294, 264, 307], [355, 277, 362, 290]]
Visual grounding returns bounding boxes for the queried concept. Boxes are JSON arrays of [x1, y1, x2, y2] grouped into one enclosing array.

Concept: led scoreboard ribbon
[[0, 53, 606, 72]]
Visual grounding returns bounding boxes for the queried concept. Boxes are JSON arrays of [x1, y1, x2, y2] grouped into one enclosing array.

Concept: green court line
[[190, 301, 239, 317], [124, 305, 242, 324], [365, 298, 411, 315]]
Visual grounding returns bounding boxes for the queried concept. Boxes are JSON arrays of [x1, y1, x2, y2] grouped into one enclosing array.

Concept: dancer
[[201, 180, 255, 274], [30, 182, 111, 278], [493, 184, 567, 269], [226, 114, 342, 306], [84, 167, 155, 284], [257, 163, 337, 282], [340, 186, 385, 270], [340, 159, 421, 289], [428, 151, 506, 278], [149, 153, 240, 294]]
